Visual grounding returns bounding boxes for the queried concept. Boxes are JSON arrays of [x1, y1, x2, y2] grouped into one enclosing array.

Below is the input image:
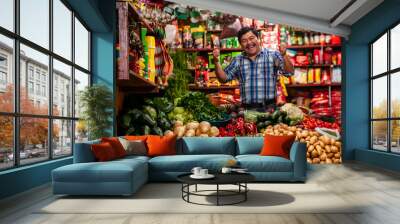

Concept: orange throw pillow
[[101, 137, 127, 158], [146, 135, 176, 157], [91, 142, 117, 162], [260, 134, 296, 159], [125, 135, 148, 141]]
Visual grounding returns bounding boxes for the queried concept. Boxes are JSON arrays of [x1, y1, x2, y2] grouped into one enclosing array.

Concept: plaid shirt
[[224, 48, 292, 104]]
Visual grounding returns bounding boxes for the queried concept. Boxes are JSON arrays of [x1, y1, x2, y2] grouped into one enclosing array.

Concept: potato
[[320, 153, 327, 161], [331, 146, 339, 153], [174, 126, 186, 138], [334, 141, 341, 148], [311, 150, 319, 158], [334, 153, 341, 159], [312, 158, 321, 164], [308, 145, 315, 153], [326, 158, 333, 164], [319, 140, 325, 147], [320, 161, 326, 164], [186, 121, 199, 130], [300, 138, 306, 143], [174, 120, 184, 128], [316, 145, 322, 154], [185, 129, 195, 137], [307, 158, 312, 163], [333, 159, 341, 164], [325, 145, 331, 153], [195, 128, 202, 136], [199, 134, 209, 137], [330, 138, 336, 145], [327, 153, 334, 158], [209, 126, 220, 137]]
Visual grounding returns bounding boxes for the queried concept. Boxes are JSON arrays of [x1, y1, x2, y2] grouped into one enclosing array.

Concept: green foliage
[[79, 84, 113, 140], [165, 50, 190, 101], [178, 92, 224, 121]]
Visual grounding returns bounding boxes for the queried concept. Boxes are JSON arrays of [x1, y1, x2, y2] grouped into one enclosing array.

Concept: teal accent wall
[[344, 0, 400, 171], [0, 0, 116, 200]]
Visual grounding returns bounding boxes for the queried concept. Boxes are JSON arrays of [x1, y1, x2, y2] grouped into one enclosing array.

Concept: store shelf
[[287, 44, 341, 49], [117, 70, 159, 93], [286, 83, 341, 88], [180, 48, 242, 52], [127, 2, 154, 33], [294, 64, 341, 68], [189, 84, 239, 91]]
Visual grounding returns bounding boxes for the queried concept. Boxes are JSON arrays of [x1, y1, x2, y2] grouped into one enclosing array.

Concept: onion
[[186, 121, 199, 130], [185, 129, 195, 137], [174, 126, 186, 138], [174, 120, 183, 128], [199, 121, 211, 133], [209, 126, 220, 137]]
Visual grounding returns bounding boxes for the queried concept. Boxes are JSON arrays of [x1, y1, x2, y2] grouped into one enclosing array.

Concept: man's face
[[239, 31, 260, 56]]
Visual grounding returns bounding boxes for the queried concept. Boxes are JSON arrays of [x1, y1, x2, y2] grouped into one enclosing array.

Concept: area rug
[[37, 183, 361, 214]]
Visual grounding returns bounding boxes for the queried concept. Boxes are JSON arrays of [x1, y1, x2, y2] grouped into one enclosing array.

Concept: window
[[371, 23, 400, 153], [29, 67, 34, 80], [75, 18, 90, 70], [0, 35, 13, 113], [28, 81, 34, 94], [0, 0, 14, 31], [0, 0, 91, 170]]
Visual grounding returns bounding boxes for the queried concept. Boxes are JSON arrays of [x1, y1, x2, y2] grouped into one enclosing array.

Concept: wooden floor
[[1, 162, 400, 224]]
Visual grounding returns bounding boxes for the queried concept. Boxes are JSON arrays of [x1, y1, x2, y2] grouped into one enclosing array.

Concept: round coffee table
[[177, 173, 255, 206]]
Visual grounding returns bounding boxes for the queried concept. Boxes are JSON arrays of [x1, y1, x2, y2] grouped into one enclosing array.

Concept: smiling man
[[213, 27, 294, 111]]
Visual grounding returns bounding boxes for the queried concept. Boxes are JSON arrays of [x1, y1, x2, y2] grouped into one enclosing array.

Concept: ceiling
[[170, 0, 384, 38]]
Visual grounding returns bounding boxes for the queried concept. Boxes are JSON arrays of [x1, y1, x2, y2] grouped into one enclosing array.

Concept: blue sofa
[[52, 137, 306, 196]]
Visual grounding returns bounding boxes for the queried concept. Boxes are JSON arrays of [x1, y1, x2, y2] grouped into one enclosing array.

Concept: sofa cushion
[[236, 155, 293, 172], [74, 140, 100, 163], [149, 154, 235, 172], [118, 138, 147, 156], [181, 137, 235, 155], [236, 137, 264, 155], [90, 142, 118, 162], [260, 134, 295, 159], [101, 137, 127, 158], [53, 159, 147, 183]]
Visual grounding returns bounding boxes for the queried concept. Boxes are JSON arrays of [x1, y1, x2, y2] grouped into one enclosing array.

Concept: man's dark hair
[[237, 27, 259, 42]]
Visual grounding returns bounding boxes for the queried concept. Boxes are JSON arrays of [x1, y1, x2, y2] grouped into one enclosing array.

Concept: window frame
[[370, 20, 400, 154], [0, 0, 92, 171]]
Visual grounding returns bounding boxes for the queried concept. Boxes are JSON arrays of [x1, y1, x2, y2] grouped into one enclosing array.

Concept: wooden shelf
[[286, 83, 341, 88], [189, 84, 239, 91], [117, 71, 159, 93], [287, 44, 341, 49], [294, 64, 341, 68], [180, 48, 242, 52], [127, 2, 154, 33]]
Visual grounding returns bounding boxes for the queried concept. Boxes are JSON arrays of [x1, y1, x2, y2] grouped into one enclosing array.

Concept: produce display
[[178, 92, 226, 122], [117, 1, 344, 166], [121, 97, 174, 136], [218, 117, 257, 137], [168, 121, 220, 138], [263, 124, 342, 164]]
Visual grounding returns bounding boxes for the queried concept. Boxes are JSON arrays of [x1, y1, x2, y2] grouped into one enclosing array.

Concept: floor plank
[[1, 161, 400, 224]]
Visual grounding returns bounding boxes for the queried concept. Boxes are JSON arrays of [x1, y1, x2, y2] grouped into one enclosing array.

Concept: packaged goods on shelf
[[293, 68, 308, 84], [331, 67, 342, 83]]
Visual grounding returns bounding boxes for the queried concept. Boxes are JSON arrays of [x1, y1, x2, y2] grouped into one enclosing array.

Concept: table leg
[[245, 183, 247, 201], [195, 184, 198, 192], [217, 184, 219, 206]]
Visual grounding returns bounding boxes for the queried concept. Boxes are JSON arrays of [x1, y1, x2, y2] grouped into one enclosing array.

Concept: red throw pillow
[[146, 135, 176, 157], [101, 137, 127, 158], [91, 142, 117, 162], [260, 134, 296, 159]]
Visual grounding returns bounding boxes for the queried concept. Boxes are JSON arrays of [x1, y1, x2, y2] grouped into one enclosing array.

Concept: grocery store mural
[[116, 0, 343, 164]]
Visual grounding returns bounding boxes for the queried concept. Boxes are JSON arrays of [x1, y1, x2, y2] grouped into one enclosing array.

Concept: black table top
[[177, 172, 255, 185]]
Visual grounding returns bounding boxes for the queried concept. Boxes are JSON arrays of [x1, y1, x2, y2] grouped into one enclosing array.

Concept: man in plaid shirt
[[213, 27, 294, 111]]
